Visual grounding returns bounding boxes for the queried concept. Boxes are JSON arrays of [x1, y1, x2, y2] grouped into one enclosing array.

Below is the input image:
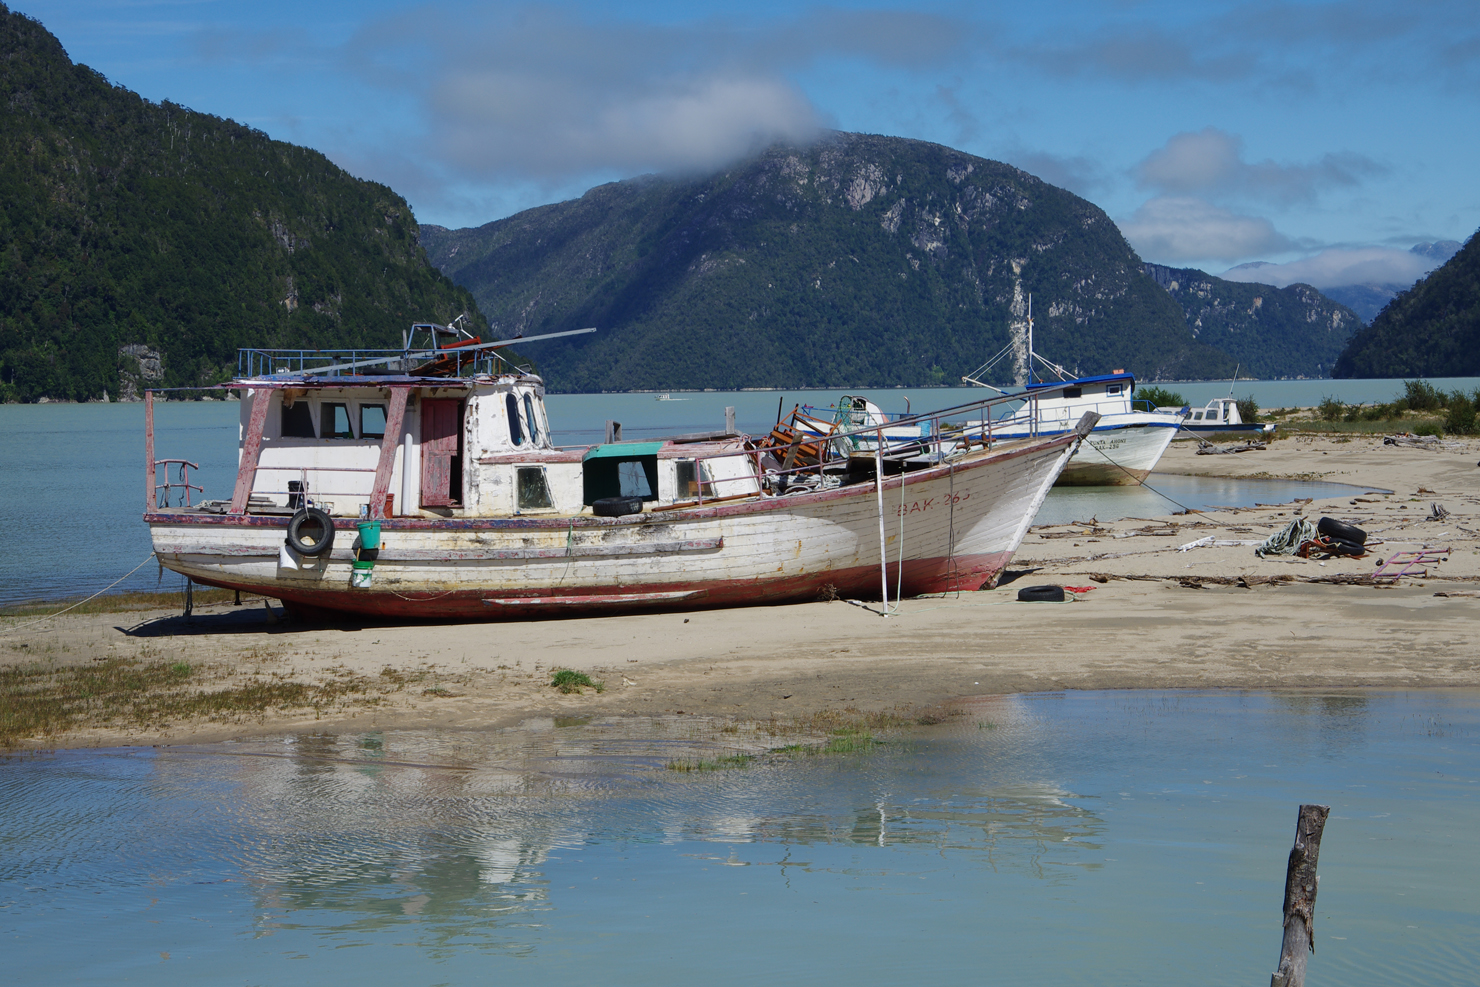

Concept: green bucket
[[356, 520, 381, 551]]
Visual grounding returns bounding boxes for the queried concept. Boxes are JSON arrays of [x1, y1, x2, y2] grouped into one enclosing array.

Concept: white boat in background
[[1168, 398, 1276, 437], [144, 327, 1097, 621], [983, 373, 1181, 485], [954, 301, 1185, 485]]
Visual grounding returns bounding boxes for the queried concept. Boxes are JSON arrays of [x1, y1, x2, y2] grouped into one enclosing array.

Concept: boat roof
[[1024, 371, 1136, 391], [231, 372, 538, 389]]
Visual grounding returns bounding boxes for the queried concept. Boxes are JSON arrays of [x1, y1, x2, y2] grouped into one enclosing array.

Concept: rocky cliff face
[[422, 133, 1234, 391], [1144, 264, 1362, 378]]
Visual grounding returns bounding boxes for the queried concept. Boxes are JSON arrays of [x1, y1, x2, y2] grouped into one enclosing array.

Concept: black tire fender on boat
[[1317, 516, 1367, 545], [286, 507, 336, 557], [1016, 584, 1066, 603], [592, 496, 644, 517]]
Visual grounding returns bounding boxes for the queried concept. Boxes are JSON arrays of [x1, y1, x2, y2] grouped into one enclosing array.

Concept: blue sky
[[16, 0, 1480, 287]]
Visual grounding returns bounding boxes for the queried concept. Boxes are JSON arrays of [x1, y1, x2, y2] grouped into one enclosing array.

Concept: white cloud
[[1219, 247, 1441, 289], [339, 5, 975, 188], [1135, 127, 1382, 205], [1119, 196, 1293, 265]]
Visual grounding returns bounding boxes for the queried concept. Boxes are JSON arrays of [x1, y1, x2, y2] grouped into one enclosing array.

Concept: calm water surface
[[0, 377, 1455, 607], [2, 690, 1476, 985]]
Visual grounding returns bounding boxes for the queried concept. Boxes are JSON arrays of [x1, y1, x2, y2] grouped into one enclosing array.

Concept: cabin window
[[1106, 384, 1122, 395], [323, 402, 354, 439], [281, 399, 316, 438], [1192, 411, 1204, 420], [360, 403, 387, 439], [676, 460, 715, 499], [523, 393, 542, 446], [506, 393, 524, 446], [583, 455, 659, 505], [516, 466, 554, 509], [618, 461, 652, 498], [1062, 387, 1082, 399]]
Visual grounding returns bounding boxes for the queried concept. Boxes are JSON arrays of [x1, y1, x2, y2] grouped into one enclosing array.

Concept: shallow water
[[0, 379, 1440, 606], [3, 690, 1476, 985]]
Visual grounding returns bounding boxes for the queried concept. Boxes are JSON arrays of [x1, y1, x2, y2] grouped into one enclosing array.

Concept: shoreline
[[4, 431, 1477, 751]]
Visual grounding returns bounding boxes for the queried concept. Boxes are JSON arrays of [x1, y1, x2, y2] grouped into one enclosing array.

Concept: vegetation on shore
[[0, 656, 419, 749], [1304, 379, 1480, 435]]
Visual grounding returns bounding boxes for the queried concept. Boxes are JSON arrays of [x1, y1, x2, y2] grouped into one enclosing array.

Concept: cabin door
[[420, 399, 463, 507]]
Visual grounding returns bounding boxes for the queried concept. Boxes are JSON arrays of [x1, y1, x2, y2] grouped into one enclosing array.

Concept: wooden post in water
[[1270, 804, 1330, 987], [725, 406, 736, 434]]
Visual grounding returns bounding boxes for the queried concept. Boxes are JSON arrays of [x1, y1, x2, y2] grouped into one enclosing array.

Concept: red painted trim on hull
[[184, 551, 1012, 621]]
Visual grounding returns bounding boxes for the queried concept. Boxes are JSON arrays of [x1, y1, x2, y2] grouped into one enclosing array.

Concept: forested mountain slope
[[1143, 264, 1362, 378], [1333, 230, 1480, 378], [422, 133, 1235, 392], [0, 5, 484, 402]]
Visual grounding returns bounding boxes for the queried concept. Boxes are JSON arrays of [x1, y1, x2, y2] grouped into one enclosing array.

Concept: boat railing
[[152, 459, 202, 508], [237, 346, 503, 379]]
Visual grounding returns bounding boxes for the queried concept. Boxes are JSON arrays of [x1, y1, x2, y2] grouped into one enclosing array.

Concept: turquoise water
[[3, 690, 1476, 985], [0, 378, 1458, 607]]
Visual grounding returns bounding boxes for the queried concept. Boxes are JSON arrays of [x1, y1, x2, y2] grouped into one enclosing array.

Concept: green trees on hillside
[[0, 6, 484, 402], [1333, 231, 1480, 378]]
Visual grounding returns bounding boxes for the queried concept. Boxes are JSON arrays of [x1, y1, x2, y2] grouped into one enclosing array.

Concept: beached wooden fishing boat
[[144, 334, 1093, 620]]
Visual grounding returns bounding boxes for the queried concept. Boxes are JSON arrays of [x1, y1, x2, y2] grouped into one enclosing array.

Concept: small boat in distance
[[1167, 398, 1276, 437], [144, 325, 1097, 621], [655, 393, 688, 401]]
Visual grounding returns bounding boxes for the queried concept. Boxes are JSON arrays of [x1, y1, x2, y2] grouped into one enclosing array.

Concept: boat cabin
[[1008, 372, 1136, 431], [215, 373, 761, 519]]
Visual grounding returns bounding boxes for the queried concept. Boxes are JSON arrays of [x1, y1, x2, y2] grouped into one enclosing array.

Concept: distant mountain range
[[422, 133, 1371, 390], [1333, 232, 1480, 378], [1230, 241, 1463, 324], [0, 5, 483, 402]]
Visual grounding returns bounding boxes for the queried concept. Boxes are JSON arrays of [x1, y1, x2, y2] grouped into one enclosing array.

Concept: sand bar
[[4, 431, 1477, 749]]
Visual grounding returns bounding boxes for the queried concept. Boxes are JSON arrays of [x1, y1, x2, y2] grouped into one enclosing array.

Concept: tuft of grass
[[822, 727, 877, 754], [550, 669, 603, 694], [666, 752, 754, 772]]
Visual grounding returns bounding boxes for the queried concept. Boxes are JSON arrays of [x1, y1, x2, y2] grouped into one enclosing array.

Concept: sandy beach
[[4, 430, 1478, 749]]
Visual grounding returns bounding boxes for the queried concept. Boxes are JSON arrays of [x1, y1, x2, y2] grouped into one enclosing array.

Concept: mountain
[[421, 133, 1235, 392], [1142, 264, 1362, 378], [0, 5, 485, 402], [1233, 241, 1463, 324], [1332, 231, 1480, 378]]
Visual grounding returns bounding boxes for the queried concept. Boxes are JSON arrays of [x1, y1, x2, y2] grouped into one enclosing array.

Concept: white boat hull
[[149, 434, 1079, 619]]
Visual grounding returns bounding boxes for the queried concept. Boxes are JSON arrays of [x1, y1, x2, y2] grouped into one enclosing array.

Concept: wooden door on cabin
[[420, 399, 463, 506]]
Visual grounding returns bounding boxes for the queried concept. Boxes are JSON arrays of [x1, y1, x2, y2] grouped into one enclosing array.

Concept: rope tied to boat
[[1, 552, 158, 634]]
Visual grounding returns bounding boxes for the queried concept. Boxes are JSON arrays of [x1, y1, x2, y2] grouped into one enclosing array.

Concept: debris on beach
[[1384, 433, 1462, 451], [1255, 516, 1368, 560], [1196, 439, 1266, 455]]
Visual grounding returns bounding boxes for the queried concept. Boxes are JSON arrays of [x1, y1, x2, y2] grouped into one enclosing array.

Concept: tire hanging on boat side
[[286, 507, 336, 557]]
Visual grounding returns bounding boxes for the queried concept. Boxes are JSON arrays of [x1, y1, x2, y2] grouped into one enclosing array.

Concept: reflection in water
[[3, 691, 1479, 986]]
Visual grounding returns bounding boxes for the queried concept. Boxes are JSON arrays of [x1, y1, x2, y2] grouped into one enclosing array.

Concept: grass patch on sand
[[666, 752, 755, 772], [0, 657, 412, 748], [550, 669, 603, 694], [0, 588, 253, 619]]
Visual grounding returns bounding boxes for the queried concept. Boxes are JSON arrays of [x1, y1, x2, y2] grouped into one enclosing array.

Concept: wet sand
[[4, 431, 1478, 748]]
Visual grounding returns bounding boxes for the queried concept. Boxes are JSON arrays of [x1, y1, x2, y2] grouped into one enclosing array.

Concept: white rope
[[1, 553, 159, 633]]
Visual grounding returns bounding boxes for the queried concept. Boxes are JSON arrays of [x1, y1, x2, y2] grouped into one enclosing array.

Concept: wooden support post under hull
[[369, 388, 409, 519], [230, 388, 271, 515]]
